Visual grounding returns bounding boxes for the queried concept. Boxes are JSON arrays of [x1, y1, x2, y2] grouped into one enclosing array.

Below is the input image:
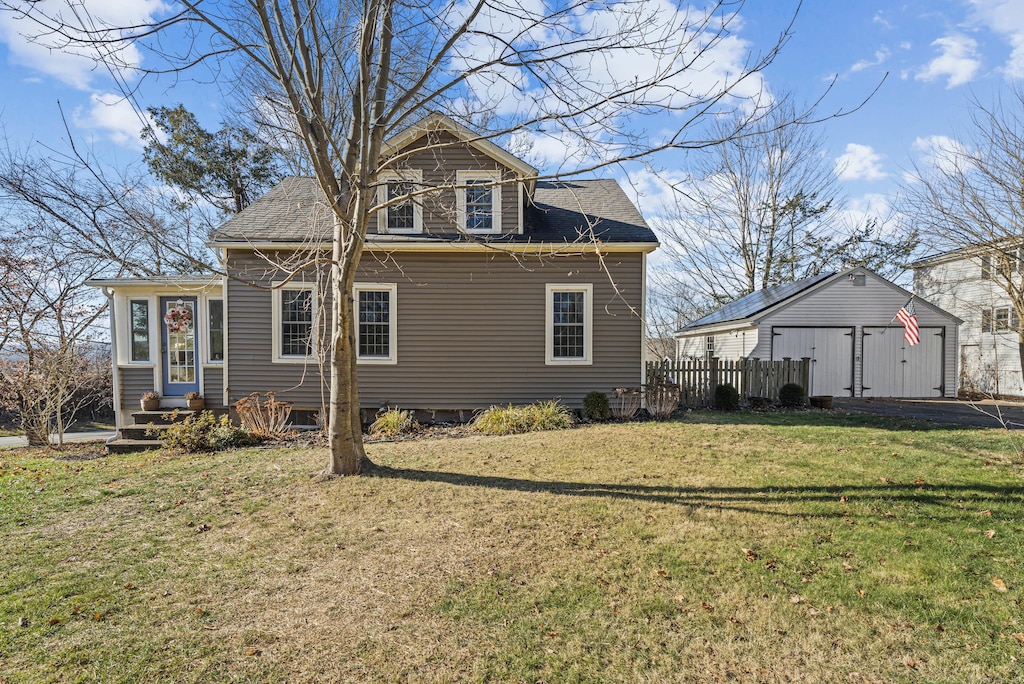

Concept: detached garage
[[675, 268, 961, 398]]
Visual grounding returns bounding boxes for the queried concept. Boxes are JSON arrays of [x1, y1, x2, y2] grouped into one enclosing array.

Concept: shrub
[[611, 387, 642, 420], [644, 378, 680, 419], [713, 383, 740, 411], [369, 408, 418, 437], [234, 392, 292, 437], [582, 391, 611, 421], [162, 411, 261, 453], [779, 383, 806, 407], [473, 401, 574, 435]]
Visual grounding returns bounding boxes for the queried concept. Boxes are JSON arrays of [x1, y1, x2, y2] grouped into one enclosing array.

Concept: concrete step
[[130, 409, 197, 426], [119, 426, 166, 440], [107, 438, 164, 454]]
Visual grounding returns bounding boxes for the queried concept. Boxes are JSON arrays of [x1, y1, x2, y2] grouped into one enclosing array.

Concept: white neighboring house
[[912, 247, 1024, 397], [675, 267, 961, 398]]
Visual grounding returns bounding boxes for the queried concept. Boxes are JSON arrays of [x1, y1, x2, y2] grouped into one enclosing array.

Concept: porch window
[[355, 284, 397, 364], [129, 299, 150, 362], [545, 284, 592, 365], [457, 170, 501, 233], [208, 299, 224, 361], [272, 283, 317, 362]]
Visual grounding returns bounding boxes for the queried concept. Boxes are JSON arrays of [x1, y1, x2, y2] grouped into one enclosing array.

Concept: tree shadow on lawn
[[370, 465, 1024, 519]]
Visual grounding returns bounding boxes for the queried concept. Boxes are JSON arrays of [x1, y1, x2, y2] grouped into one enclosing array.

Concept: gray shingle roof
[[209, 177, 657, 245], [679, 272, 835, 332]]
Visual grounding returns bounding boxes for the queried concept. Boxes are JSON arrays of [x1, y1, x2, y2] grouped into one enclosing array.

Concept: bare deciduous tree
[[0, 231, 109, 446], [650, 97, 913, 332], [902, 88, 1024, 384], [6, 0, 837, 475]]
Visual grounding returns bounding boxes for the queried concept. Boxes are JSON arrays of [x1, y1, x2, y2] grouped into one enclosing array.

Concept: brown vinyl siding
[[374, 130, 521, 235], [118, 366, 155, 427], [226, 249, 644, 411], [202, 366, 225, 408]]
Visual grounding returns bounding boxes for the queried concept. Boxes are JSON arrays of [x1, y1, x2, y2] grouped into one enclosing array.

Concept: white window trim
[[203, 296, 225, 365], [271, 281, 318, 363], [376, 169, 423, 234], [119, 295, 155, 366], [545, 283, 593, 366], [354, 283, 398, 365], [457, 169, 502, 234]]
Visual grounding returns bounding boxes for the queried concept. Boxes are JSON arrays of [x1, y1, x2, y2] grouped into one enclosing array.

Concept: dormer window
[[457, 170, 501, 234], [377, 170, 423, 234]]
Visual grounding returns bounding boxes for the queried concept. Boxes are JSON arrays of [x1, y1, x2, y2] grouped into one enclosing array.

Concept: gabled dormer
[[373, 113, 538, 236]]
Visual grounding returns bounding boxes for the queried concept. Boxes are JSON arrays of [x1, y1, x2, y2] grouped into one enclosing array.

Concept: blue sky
[[1, 0, 1023, 234]]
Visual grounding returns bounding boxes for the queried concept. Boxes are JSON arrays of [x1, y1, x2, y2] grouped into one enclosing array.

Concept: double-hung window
[[457, 170, 501, 234], [377, 170, 422, 233], [129, 299, 151, 362], [354, 283, 397, 364], [545, 284, 592, 365], [272, 283, 317, 362]]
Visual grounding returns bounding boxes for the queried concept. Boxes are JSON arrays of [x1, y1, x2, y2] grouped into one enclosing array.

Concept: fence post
[[801, 357, 811, 396]]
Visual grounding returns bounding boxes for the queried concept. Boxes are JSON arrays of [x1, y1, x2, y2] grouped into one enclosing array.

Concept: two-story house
[[91, 114, 660, 432], [912, 244, 1024, 397]]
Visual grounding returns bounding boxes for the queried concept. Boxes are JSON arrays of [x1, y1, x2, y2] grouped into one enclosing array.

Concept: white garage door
[[862, 327, 944, 398], [771, 327, 854, 396]]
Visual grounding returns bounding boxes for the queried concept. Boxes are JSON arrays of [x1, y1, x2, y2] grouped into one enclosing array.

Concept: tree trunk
[[327, 214, 370, 475], [1017, 329, 1024, 395]]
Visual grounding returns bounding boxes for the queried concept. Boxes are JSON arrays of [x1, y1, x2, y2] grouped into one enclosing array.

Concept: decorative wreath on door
[[164, 303, 193, 333]]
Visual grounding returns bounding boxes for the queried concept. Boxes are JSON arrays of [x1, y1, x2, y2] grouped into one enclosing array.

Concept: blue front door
[[161, 297, 200, 397]]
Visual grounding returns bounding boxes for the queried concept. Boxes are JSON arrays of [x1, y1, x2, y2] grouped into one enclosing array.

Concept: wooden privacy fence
[[645, 357, 811, 408]]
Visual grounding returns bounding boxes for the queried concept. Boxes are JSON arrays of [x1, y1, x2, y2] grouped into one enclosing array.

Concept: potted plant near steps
[[141, 391, 160, 411], [184, 391, 205, 411]]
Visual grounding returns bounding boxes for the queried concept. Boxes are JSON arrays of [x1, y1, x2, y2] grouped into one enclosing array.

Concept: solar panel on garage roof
[[680, 271, 835, 331]]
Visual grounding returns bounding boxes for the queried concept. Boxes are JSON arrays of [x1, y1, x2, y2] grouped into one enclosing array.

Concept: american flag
[[896, 299, 920, 346]]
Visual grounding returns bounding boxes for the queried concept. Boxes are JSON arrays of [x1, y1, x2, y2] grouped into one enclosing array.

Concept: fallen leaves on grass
[[993, 577, 1008, 592], [985, 530, 996, 538]]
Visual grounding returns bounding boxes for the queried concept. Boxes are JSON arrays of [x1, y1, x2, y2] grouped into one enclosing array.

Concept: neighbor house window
[[982, 308, 993, 333], [376, 170, 423, 233], [705, 335, 715, 363], [457, 170, 501, 233], [354, 283, 397, 364], [208, 299, 224, 362], [272, 283, 316, 362], [129, 299, 150, 362], [995, 307, 1010, 332], [545, 284, 592, 365], [981, 255, 992, 280]]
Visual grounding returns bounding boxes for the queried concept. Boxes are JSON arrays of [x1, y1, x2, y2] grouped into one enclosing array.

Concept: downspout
[[102, 287, 122, 445]]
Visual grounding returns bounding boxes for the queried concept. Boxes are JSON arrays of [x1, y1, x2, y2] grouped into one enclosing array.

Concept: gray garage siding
[[747, 274, 957, 397], [202, 366, 225, 409], [226, 249, 645, 411]]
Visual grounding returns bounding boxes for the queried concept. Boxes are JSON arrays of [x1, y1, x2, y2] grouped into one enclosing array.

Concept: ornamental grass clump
[[472, 401, 574, 435], [234, 392, 292, 437], [369, 408, 419, 437]]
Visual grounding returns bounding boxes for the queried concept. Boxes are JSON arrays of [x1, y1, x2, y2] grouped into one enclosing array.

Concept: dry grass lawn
[[1, 411, 1023, 682]]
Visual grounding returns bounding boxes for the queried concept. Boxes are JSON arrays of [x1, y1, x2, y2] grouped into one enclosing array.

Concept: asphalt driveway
[[834, 398, 1024, 429]]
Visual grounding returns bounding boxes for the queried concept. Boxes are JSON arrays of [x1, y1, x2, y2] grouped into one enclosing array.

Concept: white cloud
[[72, 92, 152, 147], [911, 135, 973, 174], [915, 34, 982, 88], [835, 143, 887, 182], [873, 12, 893, 30], [0, 0, 167, 89], [851, 48, 891, 73], [968, 0, 1024, 78], [448, 0, 768, 170]]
